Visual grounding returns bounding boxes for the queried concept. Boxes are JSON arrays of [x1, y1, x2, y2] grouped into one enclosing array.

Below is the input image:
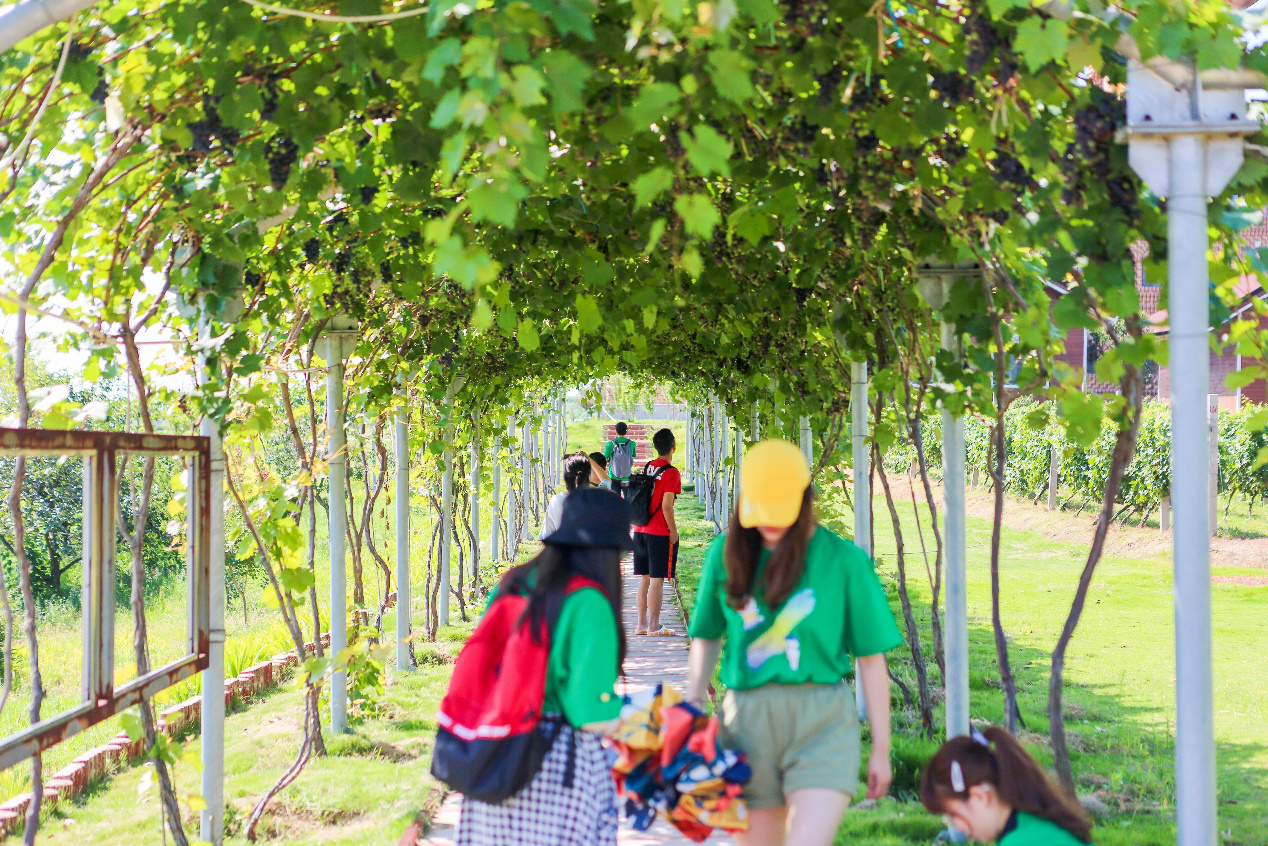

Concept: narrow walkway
[[419, 559, 731, 845]]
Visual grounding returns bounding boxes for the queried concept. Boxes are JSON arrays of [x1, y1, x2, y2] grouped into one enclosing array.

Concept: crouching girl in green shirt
[[685, 439, 903, 846], [920, 727, 1094, 845], [457, 488, 629, 846]]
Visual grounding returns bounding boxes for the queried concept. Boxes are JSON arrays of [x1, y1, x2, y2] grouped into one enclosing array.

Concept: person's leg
[[636, 576, 650, 631], [648, 577, 664, 630], [734, 807, 787, 846], [784, 789, 851, 846]]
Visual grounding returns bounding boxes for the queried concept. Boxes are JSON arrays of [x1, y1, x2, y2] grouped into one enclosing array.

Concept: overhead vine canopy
[[2, 0, 1265, 430]]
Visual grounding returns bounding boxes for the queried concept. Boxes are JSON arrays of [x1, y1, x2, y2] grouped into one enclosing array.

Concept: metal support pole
[[685, 409, 694, 490], [394, 410, 411, 673], [440, 415, 454, 628], [491, 436, 502, 562], [799, 416, 813, 468], [521, 421, 532, 541], [1209, 395, 1219, 536], [850, 362, 872, 721], [325, 335, 349, 734], [198, 325, 226, 844], [1047, 446, 1060, 512], [471, 430, 481, 572], [1161, 495, 1171, 532], [941, 321, 969, 740], [1170, 134, 1216, 845], [733, 427, 743, 506]]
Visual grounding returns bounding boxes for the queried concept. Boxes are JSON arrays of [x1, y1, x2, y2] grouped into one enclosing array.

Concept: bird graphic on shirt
[[745, 588, 816, 670]]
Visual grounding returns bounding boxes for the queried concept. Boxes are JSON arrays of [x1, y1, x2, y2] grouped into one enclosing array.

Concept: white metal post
[[799, 416, 813, 468], [1047, 446, 1060, 511], [685, 409, 694, 491], [1170, 136, 1216, 845], [491, 435, 502, 562], [521, 421, 532, 541], [733, 426, 743, 507], [1209, 395, 1219, 536], [471, 424, 481, 574], [941, 319, 969, 741], [198, 333, 226, 844], [394, 410, 410, 673], [1126, 58, 1259, 844], [851, 362, 872, 721], [326, 334, 349, 734], [440, 411, 454, 628]]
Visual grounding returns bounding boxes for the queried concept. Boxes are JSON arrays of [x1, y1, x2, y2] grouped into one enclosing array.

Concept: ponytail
[[919, 727, 1092, 844], [563, 453, 593, 492]]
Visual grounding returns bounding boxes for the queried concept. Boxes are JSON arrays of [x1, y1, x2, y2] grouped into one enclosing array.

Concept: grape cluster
[[379, 261, 393, 286], [993, 152, 1035, 190], [244, 270, 262, 288], [260, 76, 280, 122], [185, 97, 240, 157], [1060, 91, 1137, 218], [89, 79, 108, 105], [965, 10, 1018, 83], [332, 250, 352, 275], [67, 40, 94, 63], [846, 76, 882, 112], [930, 71, 974, 106], [818, 66, 844, 107], [266, 135, 298, 190], [360, 185, 379, 205], [302, 238, 321, 264]]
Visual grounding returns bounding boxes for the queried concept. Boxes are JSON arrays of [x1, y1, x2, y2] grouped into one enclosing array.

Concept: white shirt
[[540, 491, 568, 540]]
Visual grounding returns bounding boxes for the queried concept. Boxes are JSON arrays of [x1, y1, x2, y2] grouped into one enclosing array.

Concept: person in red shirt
[[632, 428, 682, 636]]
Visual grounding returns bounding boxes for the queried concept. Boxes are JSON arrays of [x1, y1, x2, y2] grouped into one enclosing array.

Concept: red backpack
[[431, 576, 603, 802]]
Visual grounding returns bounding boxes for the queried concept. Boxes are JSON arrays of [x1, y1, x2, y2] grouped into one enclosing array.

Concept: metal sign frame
[[0, 428, 211, 771]]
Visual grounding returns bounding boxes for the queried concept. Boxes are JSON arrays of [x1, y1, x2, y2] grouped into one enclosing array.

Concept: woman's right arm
[[685, 637, 722, 705]]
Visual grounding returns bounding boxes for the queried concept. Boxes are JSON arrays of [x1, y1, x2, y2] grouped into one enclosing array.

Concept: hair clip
[[950, 760, 966, 793], [970, 727, 992, 749]]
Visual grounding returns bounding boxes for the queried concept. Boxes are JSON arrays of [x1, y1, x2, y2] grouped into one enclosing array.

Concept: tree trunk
[[1049, 362, 1144, 792]]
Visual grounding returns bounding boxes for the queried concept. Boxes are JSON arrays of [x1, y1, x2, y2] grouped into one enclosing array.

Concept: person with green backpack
[[604, 421, 637, 498]]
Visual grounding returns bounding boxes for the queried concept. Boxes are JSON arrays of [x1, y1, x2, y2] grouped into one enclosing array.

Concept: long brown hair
[[499, 544, 627, 669], [723, 488, 816, 609], [919, 727, 1092, 843]]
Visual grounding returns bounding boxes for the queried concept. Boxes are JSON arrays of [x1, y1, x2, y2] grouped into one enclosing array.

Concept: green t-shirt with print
[[999, 812, 1091, 846], [484, 586, 622, 726], [688, 526, 903, 690]]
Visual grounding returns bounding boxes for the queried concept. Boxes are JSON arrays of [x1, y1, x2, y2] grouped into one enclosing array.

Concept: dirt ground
[[892, 478, 1268, 577]]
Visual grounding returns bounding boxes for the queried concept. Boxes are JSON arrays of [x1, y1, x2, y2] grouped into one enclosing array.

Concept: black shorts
[[633, 532, 678, 579]]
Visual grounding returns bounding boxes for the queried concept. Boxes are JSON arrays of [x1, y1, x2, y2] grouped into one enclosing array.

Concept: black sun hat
[[542, 487, 635, 551]]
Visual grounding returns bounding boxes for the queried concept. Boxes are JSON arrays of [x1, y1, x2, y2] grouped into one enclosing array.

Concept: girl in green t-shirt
[[457, 488, 630, 846], [685, 439, 902, 846], [920, 727, 1094, 845]]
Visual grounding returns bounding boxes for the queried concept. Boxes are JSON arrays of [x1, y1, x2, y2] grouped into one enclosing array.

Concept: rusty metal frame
[[0, 429, 210, 771]]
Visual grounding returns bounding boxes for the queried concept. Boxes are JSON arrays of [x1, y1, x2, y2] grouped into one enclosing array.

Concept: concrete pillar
[[440, 403, 454, 627], [491, 435, 502, 562], [799, 416, 813, 468], [1161, 495, 1171, 532], [941, 324, 969, 740], [470, 427, 481, 575]]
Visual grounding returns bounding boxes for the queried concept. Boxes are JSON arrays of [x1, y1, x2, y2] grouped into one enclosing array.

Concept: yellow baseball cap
[[738, 439, 811, 528]]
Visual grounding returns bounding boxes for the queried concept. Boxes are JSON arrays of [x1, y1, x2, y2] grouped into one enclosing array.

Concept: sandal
[[648, 627, 677, 637], [635, 628, 649, 636]]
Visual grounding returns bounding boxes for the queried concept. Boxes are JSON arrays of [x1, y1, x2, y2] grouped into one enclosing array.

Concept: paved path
[[418, 559, 732, 845]]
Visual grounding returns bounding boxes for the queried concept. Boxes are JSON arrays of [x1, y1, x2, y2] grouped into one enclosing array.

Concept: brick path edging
[[0, 631, 333, 840]]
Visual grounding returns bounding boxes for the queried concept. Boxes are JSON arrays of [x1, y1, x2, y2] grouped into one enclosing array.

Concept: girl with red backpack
[[438, 488, 632, 846]]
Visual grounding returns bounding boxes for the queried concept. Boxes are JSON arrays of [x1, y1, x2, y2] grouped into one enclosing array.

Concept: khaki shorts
[[719, 681, 860, 810]]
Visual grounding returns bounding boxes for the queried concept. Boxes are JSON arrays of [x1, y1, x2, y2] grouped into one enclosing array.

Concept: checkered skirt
[[456, 726, 618, 846]]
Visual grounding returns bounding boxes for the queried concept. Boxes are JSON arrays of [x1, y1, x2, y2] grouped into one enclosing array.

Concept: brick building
[[1049, 229, 1268, 409]]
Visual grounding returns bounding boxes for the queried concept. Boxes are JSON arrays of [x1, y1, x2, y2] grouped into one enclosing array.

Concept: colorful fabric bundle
[[608, 684, 751, 842]]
